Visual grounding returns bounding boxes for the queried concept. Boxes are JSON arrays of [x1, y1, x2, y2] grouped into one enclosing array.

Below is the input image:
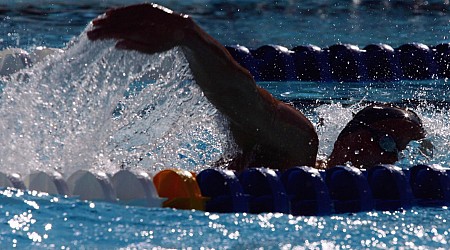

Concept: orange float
[[153, 169, 208, 210]]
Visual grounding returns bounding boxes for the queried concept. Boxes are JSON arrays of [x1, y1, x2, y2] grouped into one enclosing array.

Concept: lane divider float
[[226, 43, 450, 82], [153, 169, 207, 210], [1, 44, 449, 82], [67, 170, 116, 202], [112, 169, 165, 207], [0, 164, 449, 215], [0, 47, 63, 76]]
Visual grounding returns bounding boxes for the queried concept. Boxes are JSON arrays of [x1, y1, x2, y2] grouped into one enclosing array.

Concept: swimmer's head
[[328, 104, 426, 169]]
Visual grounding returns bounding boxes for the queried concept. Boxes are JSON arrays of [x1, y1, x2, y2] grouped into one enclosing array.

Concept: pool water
[[1, 187, 449, 249], [1, 0, 450, 248]]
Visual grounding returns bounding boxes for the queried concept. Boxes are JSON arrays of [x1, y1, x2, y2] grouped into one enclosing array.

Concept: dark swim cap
[[337, 104, 426, 141]]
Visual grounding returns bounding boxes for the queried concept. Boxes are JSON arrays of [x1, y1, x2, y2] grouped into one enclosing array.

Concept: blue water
[[1, 188, 449, 249], [1, 0, 450, 248]]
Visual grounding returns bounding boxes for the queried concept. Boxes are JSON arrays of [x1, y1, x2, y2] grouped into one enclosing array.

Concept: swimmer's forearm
[[87, 4, 319, 168], [178, 21, 319, 164], [179, 23, 319, 169], [180, 22, 253, 81], [87, 3, 275, 130], [179, 20, 277, 129]]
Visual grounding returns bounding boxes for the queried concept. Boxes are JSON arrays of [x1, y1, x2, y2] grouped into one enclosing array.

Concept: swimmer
[[87, 3, 429, 171], [327, 104, 430, 169]]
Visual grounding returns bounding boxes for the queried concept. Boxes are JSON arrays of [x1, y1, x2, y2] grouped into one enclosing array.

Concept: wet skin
[[88, 4, 430, 171], [328, 116, 427, 169], [87, 3, 318, 171]]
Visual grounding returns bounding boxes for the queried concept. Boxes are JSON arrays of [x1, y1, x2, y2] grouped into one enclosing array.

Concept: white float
[[24, 171, 69, 195], [0, 47, 63, 76], [112, 169, 165, 207], [0, 48, 31, 75], [0, 172, 15, 188], [29, 46, 63, 64], [67, 170, 116, 202], [7, 173, 25, 189]]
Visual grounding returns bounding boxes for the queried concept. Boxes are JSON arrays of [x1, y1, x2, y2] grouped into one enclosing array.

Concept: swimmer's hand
[[418, 138, 434, 159], [88, 3, 319, 170], [87, 3, 194, 54]]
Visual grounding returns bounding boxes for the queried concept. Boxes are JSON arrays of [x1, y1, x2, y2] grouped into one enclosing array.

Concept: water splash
[[0, 28, 234, 176], [1, 28, 449, 176], [403, 103, 450, 167]]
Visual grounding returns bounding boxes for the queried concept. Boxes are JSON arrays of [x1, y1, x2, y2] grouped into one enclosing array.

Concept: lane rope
[[2, 164, 449, 215], [226, 43, 450, 82]]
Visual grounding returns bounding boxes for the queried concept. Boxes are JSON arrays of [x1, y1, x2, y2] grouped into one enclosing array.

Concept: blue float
[[197, 165, 450, 214], [292, 45, 325, 81], [327, 44, 366, 82], [325, 165, 374, 213], [251, 45, 296, 81], [396, 43, 436, 80], [363, 44, 399, 81], [409, 164, 450, 206], [196, 168, 249, 213], [367, 165, 413, 210], [226, 43, 450, 82], [238, 168, 290, 214], [281, 166, 332, 215], [433, 43, 450, 78]]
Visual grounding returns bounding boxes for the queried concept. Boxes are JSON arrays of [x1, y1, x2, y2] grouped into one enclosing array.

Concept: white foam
[[0, 28, 233, 176]]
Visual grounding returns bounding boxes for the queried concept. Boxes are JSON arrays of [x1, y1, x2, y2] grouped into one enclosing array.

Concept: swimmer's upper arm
[[181, 23, 318, 166], [88, 3, 276, 132], [180, 23, 277, 132], [87, 3, 319, 168]]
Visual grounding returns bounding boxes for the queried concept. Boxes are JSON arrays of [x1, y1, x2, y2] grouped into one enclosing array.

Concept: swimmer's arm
[[87, 3, 318, 167], [87, 3, 276, 130], [178, 10, 318, 165], [180, 17, 279, 130]]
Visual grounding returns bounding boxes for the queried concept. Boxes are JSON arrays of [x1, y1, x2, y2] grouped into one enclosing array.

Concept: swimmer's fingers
[[88, 15, 138, 41], [91, 16, 109, 27], [87, 27, 121, 41], [91, 3, 187, 29], [89, 16, 187, 54], [88, 3, 192, 46], [90, 7, 123, 28], [418, 138, 434, 159], [91, 8, 134, 28]]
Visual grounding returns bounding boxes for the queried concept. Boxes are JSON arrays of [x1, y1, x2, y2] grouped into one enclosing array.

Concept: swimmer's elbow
[[300, 114, 319, 151], [302, 124, 319, 168], [177, 16, 197, 47], [310, 130, 319, 149], [309, 129, 319, 162]]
